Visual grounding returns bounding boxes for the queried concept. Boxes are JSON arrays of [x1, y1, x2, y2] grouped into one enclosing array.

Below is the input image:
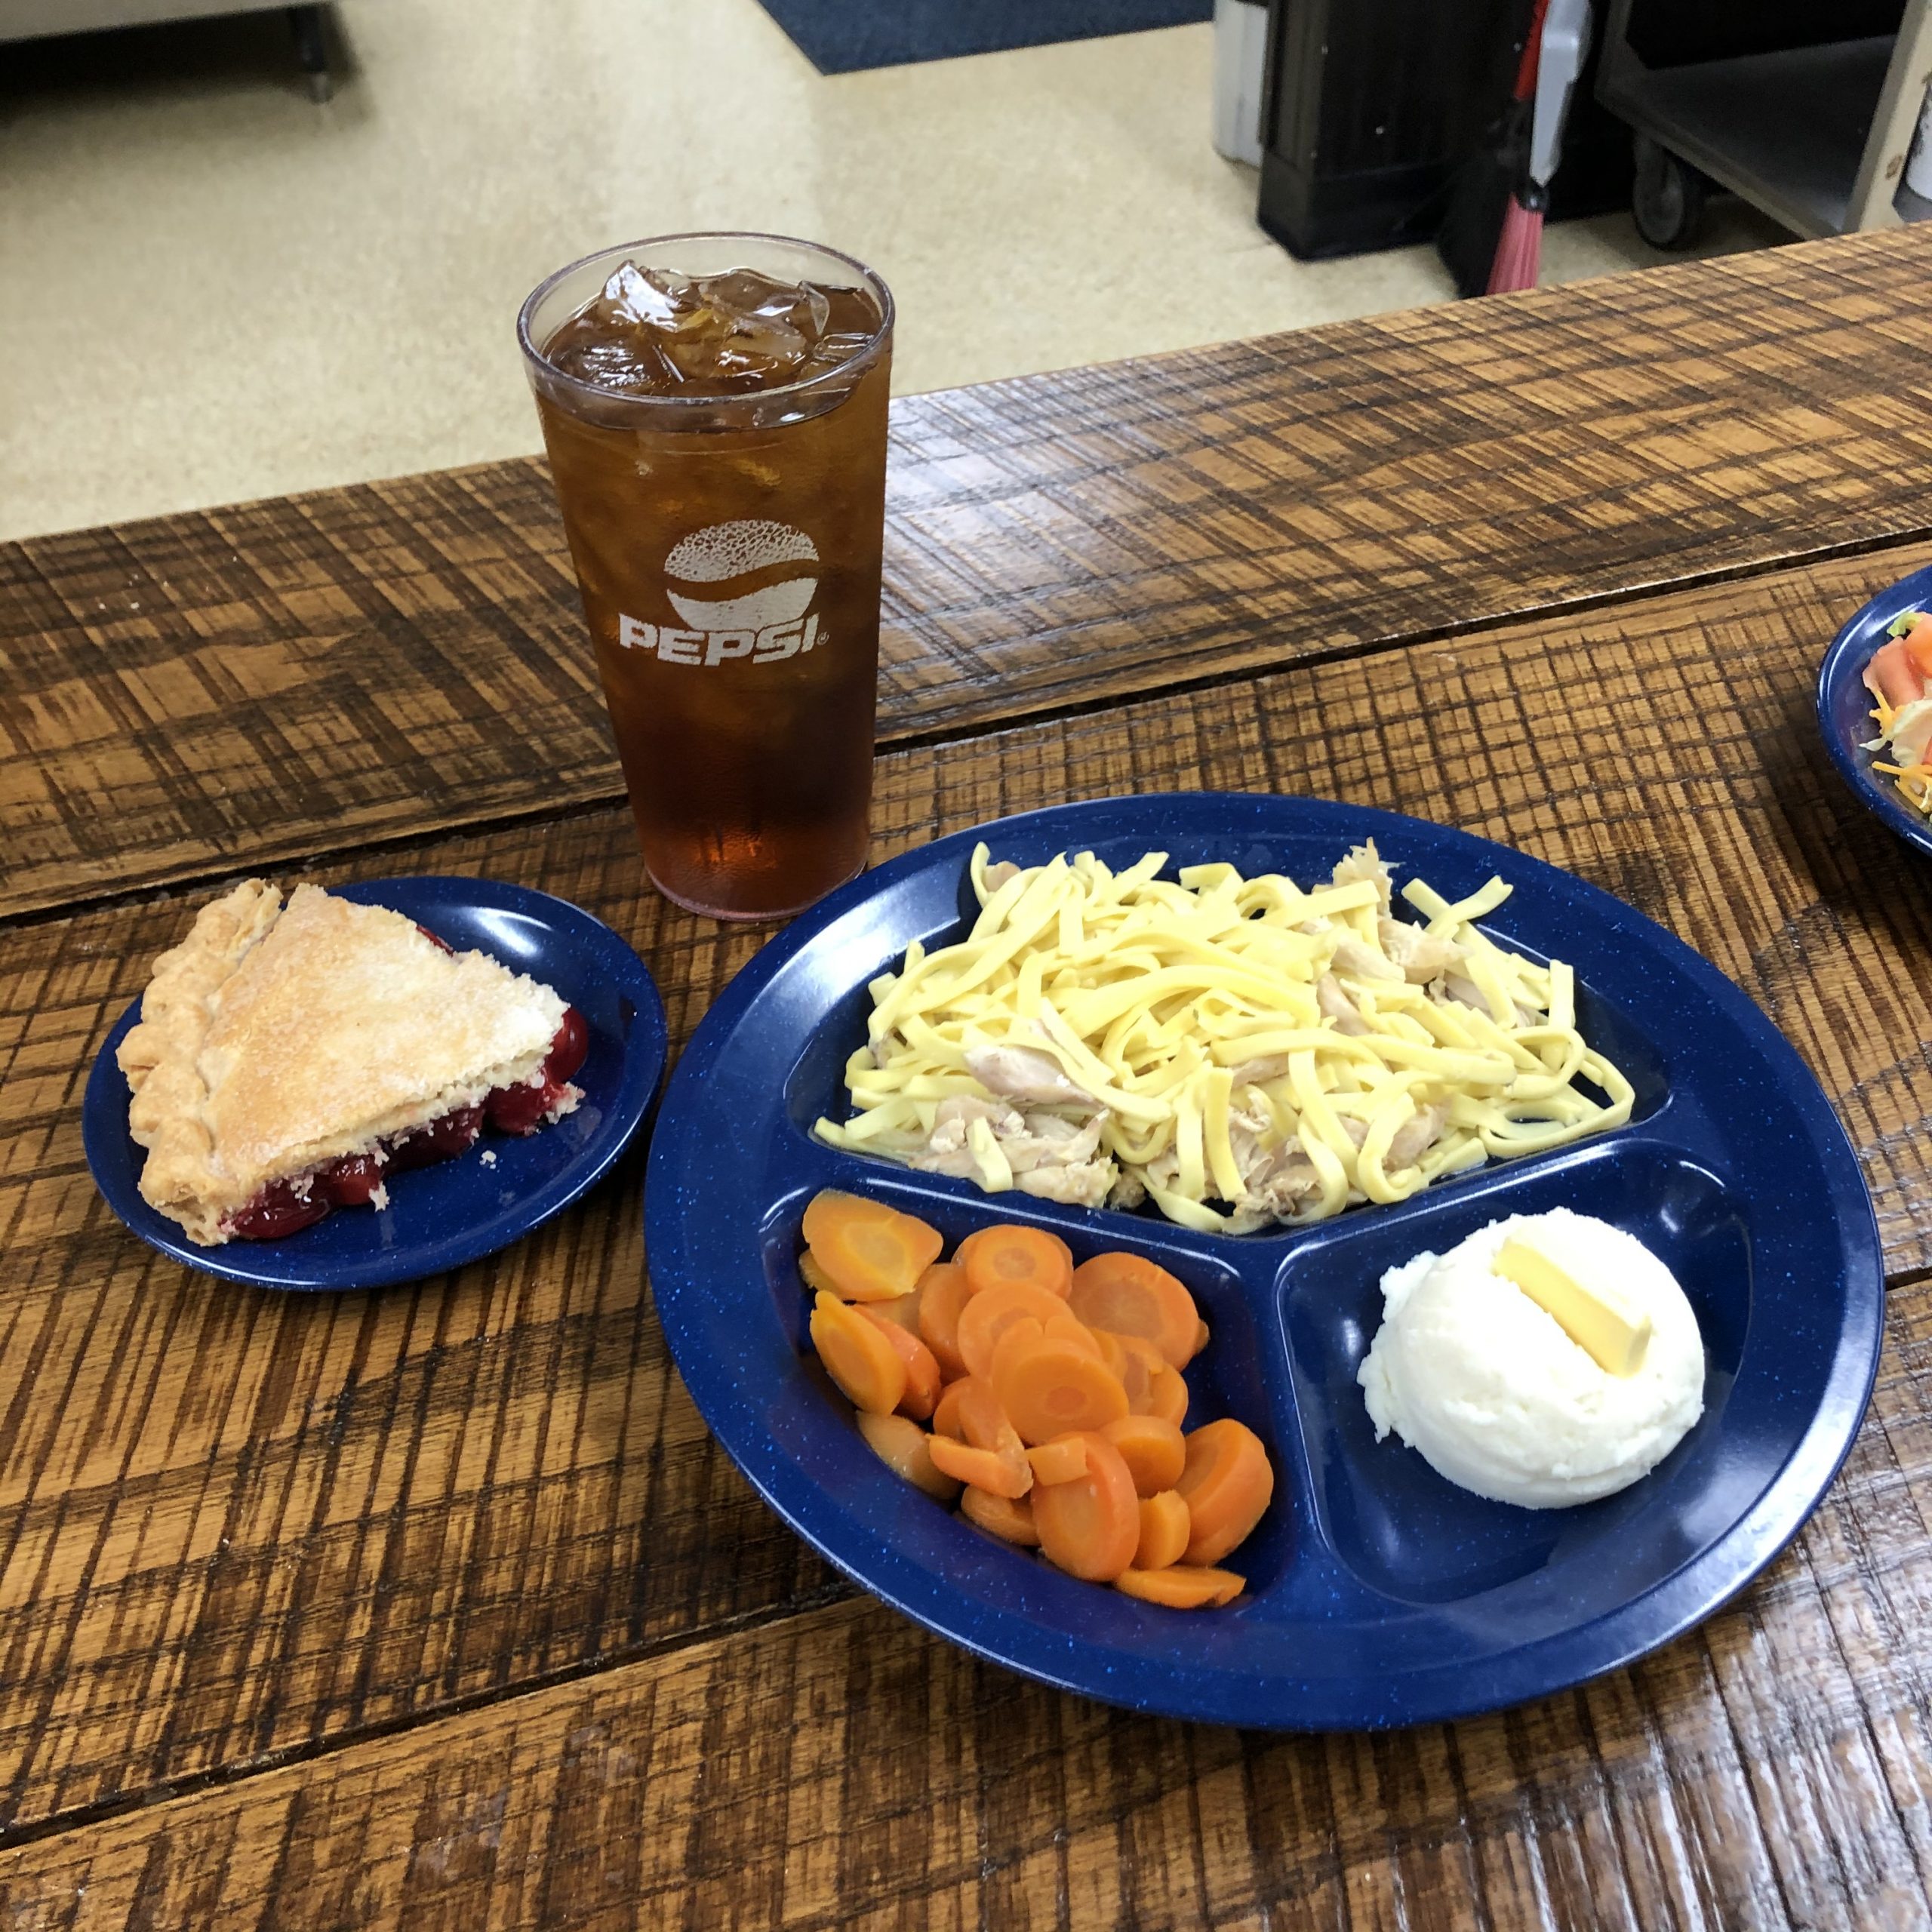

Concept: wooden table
[[8, 222, 1932, 1929]]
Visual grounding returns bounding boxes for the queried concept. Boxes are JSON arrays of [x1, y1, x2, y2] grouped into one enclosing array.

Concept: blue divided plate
[[1817, 557, 1932, 857], [85, 876, 666, 1291], [646, 794, 1882, 1730]]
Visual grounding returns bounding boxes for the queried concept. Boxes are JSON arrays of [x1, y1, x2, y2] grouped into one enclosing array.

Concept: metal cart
[[1595, 0, 1932, 247]]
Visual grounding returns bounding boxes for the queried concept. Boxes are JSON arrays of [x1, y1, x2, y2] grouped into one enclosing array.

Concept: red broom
[[1486, 0, 1548, 294], [1487, 0, 1591, 296]]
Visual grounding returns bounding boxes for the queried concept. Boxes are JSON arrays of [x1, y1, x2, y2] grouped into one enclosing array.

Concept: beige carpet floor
[[0, 0, 1785, 542]]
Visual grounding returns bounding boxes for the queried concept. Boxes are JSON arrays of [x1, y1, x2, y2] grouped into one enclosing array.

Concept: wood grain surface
[[8, 1238, 1932, 1932], [8, 226, 1932, 920], [5, 531, 1931, 1902]]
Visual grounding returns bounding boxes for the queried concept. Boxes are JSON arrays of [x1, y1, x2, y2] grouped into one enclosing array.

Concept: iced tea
[[518, 234, 894, 919]]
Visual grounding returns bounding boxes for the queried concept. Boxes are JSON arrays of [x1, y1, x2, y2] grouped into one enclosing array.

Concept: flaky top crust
[[118, 881, 572, 1243]]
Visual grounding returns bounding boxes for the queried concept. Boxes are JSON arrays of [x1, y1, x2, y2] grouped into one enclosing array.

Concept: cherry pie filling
[[224, 1006, 589, 1240]]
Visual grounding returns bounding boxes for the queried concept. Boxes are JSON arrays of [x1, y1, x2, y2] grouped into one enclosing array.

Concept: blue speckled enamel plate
[[85, 877, 666, 1291], [1817, 558, 1932, 857], [645, 795, 1881, 1730]]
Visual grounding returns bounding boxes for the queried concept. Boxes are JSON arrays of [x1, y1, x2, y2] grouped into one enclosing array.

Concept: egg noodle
[[813, 843, 1635, 1234]]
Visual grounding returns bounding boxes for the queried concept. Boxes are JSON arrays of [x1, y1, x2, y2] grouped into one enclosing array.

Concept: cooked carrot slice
[[916, 1262, 974, 1381], [867, 1287, 921, 1333], [1101, 1414, 1186, 1497], [961, 1223, 1074, 1301], [1027, 1434, 1090, 1485], [799, 1250, 841, 1299], [928, 1432, 1032, 1499], [809, 1290, 906, 1415], [957, 1279, 1069, 1380], [992, 1331, 1130, 1445], [931, 1375, 971, 1441], [1192, 1318, 1211, 1363], [1176, 1418, 1275, 1566], [1087, 1326, 1131, 1386], [1032, 1429, 1141, 1583], [1115, 1564, 1244, 1608], [1145, 1365, 1189, 1429], [803, 1190, 943, 1303], [858, 1306, 942, 1421], [1042, 1309, 1104, 1360], [1135, 1491, 1191, 1570], [928, 1377, 1032, 1494], [856, 1411, 961, 1502], [960, 1485, 1040, 1546], [1068, 1252, 1201, 1367], [1102, 1331, 1161, 1411], [954, 1222, 1072, 1283], [951, 1376, 1017, 1453]]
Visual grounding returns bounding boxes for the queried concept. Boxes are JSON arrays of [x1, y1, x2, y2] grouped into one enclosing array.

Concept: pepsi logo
[[665, 519, 819, 632], [616, 518, 828, 666]]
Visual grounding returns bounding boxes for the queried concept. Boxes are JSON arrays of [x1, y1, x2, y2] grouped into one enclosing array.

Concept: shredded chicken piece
[[1330, 841, 1394, 909], [1378, 916, 1463, 984], [906, 1094, 1113, 1201], [1388, 1101, 1448, 1170], [1015, 1163, 1114, 1207], [964, 1044, 1096, 1108], [1317, 974, 1371, 1035], [1226, 1104, 1323, 1223], [905, 1097, 1019, 1178], [1227, 1053, 1292, 1088], [1438, 974, 1540, 1029], [1329, 936, 1404, 984]]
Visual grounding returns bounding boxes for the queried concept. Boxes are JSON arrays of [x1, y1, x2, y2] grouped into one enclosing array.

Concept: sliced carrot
[[916, 1262, 974, 1381], [1087, 1326, 1131, 1386], [1176, 1418, 1275, 1566], [799, 1250, 841, 1300], [1042, 1309, 1104, 1360], [1106, 1333, 1164, 1412], [1068, 1252, 1201, 1367], [1135, 1491, 1191, 1570], [931, 1375, 973, 1441], [929, 1431, 1032, 1500], [961, 1223, 1074, 1301], [856, 1411, 961, 1502], [1101, 1414, 1186, 1497], [1192, 1318, 1211, 1363], [809, 1289, 906, 1415], [957, 1279, 1069, 1380], [857, 1306, 942, 1421], [961, 1485, 1040, 1546], [1032, 1430, 1141, 1583], [1145, 1365, 1189, 1429], [954, 1223, 1072, 1284], [952, 1376, 1018, 1453], [866, 1287, 922, 1333], [992, 1331, 1130, 1445], [1026, 1434, 1090, 1485], [803, 1190, 943, 1303], [1115, 1564, 1244, 1609]]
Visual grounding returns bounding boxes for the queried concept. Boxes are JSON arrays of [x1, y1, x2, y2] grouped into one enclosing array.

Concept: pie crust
[[118, 881, 583, 1244]]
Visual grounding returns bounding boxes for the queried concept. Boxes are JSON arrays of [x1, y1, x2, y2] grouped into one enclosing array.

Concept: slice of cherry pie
[[118, 880, 588, 1245]]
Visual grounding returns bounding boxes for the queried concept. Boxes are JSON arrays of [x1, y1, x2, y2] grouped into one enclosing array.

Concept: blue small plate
[[86, 876, 666, 1291], [646, 793, 1882, 1730], [1817, 558, 1932, 857]]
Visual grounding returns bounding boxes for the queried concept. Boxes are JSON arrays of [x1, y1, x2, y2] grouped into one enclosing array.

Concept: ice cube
[[602, 260, 685, 331]]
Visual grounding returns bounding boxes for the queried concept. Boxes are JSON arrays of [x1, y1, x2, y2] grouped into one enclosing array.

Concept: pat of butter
[[1493, 1238, 1652, 1377]]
